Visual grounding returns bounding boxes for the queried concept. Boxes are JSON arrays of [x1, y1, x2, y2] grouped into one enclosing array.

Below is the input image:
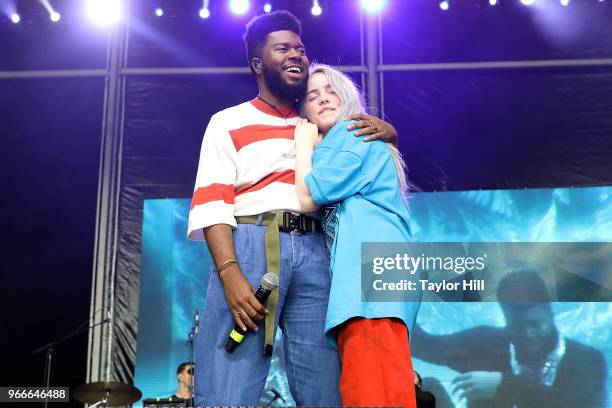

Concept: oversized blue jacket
[[305, 120, 421, 341]]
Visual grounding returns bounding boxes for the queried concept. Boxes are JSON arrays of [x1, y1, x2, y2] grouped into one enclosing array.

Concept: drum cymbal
[[73, 381, 142, 406]]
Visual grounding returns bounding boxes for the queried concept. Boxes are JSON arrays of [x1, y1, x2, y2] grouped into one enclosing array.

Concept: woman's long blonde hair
[[300, 63, 409, 200]]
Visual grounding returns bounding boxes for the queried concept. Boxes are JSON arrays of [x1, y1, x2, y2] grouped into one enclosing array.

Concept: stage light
[[560, 0, 569, 5], [264, 3, 272, 13], [520, 0, 536, 5], [489, 0, 498, 5], [86, 0, 122, 26], [360, 0, 386, 13], [311, 0, 322, 15], [439, 1, 449, 11], [39, 0, 61, 23], [10, 13, 20, 23], [155, 8, 163, 16], [229, 0, 250, 15], [199, 7, 210, 18]]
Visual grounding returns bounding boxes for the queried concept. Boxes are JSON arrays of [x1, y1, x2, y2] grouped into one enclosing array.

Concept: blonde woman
[[295, 64, 420, 408]]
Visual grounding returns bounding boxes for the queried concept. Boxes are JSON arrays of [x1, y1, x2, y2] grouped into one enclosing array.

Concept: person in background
[[411, 270, 606, 408], [169, 362, 194, 406], [414, 370, 436, 408]]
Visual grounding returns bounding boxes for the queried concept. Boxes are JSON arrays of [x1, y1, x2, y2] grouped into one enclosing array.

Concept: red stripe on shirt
[[250, 98, 300, 119], [230, 124, 295, 152], [191, 183, 235, 208], [235, 170, 295, 196]]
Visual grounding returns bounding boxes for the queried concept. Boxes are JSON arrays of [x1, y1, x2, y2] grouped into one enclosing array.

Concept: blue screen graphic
[[135, 186, 612, 407]]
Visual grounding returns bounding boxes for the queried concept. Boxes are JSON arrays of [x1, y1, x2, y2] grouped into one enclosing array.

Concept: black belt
[[237, 211, 322, 234]]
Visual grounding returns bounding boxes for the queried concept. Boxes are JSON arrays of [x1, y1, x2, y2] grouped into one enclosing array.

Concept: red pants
[[337, 318, 416, 408]]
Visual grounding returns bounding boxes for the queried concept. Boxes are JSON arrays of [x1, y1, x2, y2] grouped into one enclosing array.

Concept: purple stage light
[[264, 3, 272, 13], [360, 0, 386, 13], [560, 0, 569, 5], [229, 0, 250, 15], [86, 0, 122, 26], [154, 8, 163, 17], [50, 11, 61, 22], [520, 0, 536, 5], [439, 1, 449, 11], [10, 13, 20, 23], [489, 0, 498, 5]]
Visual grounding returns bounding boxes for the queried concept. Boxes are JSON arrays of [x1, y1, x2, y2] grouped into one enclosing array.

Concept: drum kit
[[73, 381, 142, 407]]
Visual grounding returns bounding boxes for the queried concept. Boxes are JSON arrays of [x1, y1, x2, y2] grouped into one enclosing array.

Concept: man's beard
[[262, 63, 308, 102]]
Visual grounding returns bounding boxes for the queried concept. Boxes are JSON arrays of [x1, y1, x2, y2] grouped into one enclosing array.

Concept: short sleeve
[[305, 147, 372, 205], [188, 112, 239, 240]]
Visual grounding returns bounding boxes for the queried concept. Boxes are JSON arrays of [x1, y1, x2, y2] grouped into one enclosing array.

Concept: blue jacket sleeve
[[304, 122, 372, 205]]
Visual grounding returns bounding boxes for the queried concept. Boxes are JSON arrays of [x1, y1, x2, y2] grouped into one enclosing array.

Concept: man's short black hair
[[177, 361, 194, 375], [243, 10, 302, 72], [414, 370, 422, 387], [497, 270, 553, 316]]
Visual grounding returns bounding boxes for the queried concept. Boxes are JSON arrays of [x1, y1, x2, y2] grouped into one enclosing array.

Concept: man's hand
[[203, 224, 266, 332], [451, 371, 502, 403], [347, 113, 398, 144], [219, 265, 266, 332]]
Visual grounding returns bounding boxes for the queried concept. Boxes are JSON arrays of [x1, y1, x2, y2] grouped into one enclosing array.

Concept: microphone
[[225, 273, 279, 353], [268, 385, 286, 403]]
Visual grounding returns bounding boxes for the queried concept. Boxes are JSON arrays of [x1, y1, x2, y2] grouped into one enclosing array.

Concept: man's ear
[[252, 57, 261, 73]]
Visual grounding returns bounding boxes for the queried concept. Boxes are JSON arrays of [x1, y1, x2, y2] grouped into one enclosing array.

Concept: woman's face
[[304, 72, 342, 135]]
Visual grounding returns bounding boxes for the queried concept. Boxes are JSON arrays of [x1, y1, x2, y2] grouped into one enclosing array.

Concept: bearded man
[[188, 10, 398, 406]]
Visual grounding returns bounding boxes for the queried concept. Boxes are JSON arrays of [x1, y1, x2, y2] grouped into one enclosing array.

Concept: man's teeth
[[285, 67, 302, 73]]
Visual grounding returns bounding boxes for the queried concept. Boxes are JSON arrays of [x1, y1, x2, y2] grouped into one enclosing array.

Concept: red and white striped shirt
[[188, 98, 303, 241]]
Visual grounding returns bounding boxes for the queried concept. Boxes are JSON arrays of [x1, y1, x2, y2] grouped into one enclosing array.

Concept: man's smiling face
[[260, 30, 309, 100]]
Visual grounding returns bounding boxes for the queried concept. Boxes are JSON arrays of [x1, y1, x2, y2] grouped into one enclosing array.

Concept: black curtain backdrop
[[1, 0, 611, 404], [0, 77, 104, 407]]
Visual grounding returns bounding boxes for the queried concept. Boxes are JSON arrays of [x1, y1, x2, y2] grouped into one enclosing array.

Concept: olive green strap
[[263, 212, 281, 356], [235, 213, 281, 356]]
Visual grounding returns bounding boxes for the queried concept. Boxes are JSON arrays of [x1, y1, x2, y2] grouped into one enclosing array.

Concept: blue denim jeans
[[194, 223, 341, 406]]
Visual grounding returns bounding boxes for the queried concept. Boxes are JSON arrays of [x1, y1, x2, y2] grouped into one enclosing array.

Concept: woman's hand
[[295, 118, 319, 148]]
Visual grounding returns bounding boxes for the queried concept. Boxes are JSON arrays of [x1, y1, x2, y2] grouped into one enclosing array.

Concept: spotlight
[[520, 0, 536, 5], [360, 0, 386, 13], [155, 8, 163, 16], [489, 0, 497, 5], [50, 11, 61, 22], [264, 3, 272, 13], [311, 0, 322, 15], [10, 13, 20, 23], [229, 0, 250, 15], [560, 0, 569, 5], [86, 0, 122, 25], [439, 1, 449, 11], [199, 7, 210, 18]]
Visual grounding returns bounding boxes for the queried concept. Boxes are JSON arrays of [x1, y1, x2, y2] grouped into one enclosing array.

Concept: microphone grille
[[260, 273, 280, 291]]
